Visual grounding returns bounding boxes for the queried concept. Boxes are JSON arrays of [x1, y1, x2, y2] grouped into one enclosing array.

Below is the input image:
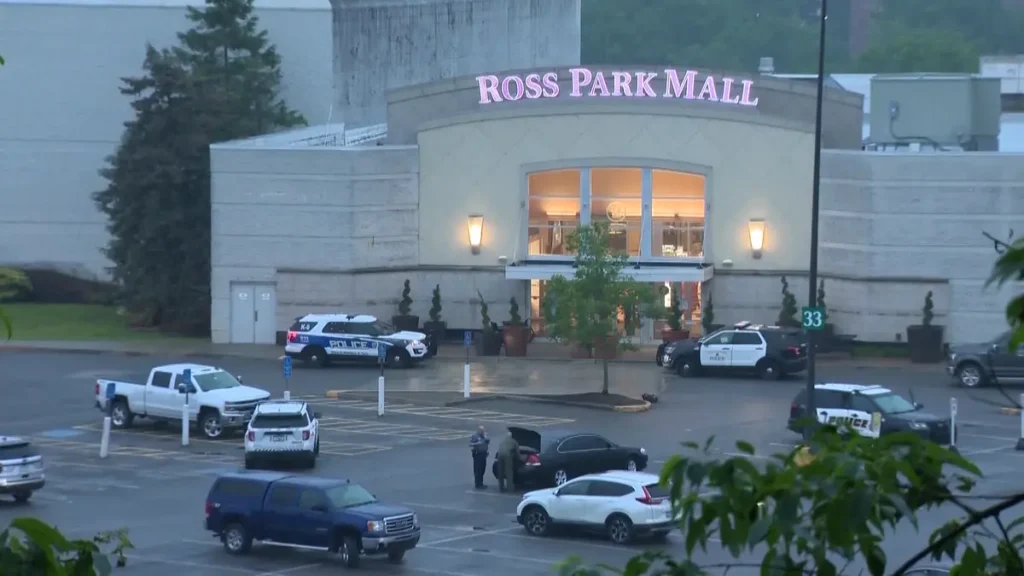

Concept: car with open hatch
[[661, 322, 808, 380], [492, 427, 648, 488], [284, 313, 433, 369], [95, 363, 270, 439], [244, 400, 321, 470], [205, 471, 420, 567], [788, 383, 953, 443], [0, 436, 45, 504], [947, 329, 1024, 388], [516, 471, 674, 545]]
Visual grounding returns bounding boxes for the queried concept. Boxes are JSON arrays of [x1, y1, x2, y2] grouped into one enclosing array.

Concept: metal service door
[[230, 285, 256, 343], [254, 285, 277, 344]]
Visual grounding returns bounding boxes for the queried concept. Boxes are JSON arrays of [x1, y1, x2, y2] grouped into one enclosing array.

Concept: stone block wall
[[209, 144, 420, 343]]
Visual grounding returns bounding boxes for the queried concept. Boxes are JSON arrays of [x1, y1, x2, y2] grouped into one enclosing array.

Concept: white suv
[[244, 401, 320, 469], [516, 471, 675, 545]]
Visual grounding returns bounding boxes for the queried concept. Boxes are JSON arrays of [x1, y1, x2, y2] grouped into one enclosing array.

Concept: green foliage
[[1, 517, 133, 575], [0, 269, 33, 303], [559, 424, 1020, 576], [398, 279, 413, 316], [854, 25, 978, 73], [701, 290, 714, 334], [94, 0, 304, 336], [777, 276, 799, 327], [817, 279, 828, 324], [541, 224, 662, 392], [987, 238, 1024, 351], [666, 287, 683, 332], [922, 291, 935, 326], [508, 297, 523, 325], [0, 307, 9, 340], [428, 284, 442, 322], [477, 290, 492, 331]]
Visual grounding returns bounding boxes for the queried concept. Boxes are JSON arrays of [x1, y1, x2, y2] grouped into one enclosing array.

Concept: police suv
[[661, 322, 808, 380], [788, 383, 952, 443], [284, 314, 432, 369], [244, 400, 321, 469]]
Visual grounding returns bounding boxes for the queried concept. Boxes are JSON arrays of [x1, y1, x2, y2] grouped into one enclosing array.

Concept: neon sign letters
[[475, 67, 759, 107]]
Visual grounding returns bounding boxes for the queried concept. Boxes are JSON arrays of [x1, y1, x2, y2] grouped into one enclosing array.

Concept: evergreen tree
[[95, 46, 212, 332]]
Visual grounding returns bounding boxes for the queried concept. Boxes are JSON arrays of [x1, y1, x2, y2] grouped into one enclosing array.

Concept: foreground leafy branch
[[1, 517, 133, 575], [559, 424, 1024, 575]]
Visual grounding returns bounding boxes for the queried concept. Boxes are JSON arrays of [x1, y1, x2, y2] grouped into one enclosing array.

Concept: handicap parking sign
[[283, 356, 292, 378], [464, 330, 472, 348], [378, 343, 387, 360]]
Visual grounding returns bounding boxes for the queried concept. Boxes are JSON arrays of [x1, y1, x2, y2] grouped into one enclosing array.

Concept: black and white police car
[[661, 322, 808, 380], [788, 383, 952, 443], [284, 313, 433, 369]]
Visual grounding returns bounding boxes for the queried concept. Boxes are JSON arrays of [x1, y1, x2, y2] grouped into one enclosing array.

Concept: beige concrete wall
[[208, 145, 419, 343], [416, 109, 816, 271]]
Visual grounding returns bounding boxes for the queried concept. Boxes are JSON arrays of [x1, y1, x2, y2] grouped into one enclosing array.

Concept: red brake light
[[247, 431, 254, 442], [636, 486, 664, 505], [95, 383, 100, 395], [205, 501, 215, 516], [302, 430, 310, 441], [786, 345, 801, 355], [525, 454, 541, 467], [791, 401, 799, 410], [287, 331, 298, 342]]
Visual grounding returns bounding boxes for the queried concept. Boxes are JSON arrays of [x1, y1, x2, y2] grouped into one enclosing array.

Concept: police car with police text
[[284, 314, 433, 369], [662, 322, 808, 380], [788, 383, 952, 443]]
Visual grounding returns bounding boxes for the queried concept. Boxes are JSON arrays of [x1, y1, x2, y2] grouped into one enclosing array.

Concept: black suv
[[661, 322, 808, 380], [947, 330, 1024, 388]]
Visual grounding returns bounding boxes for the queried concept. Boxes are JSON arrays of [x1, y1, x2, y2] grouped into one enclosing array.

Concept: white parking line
[[420, 544, 556, 566], [126, 554, 256, 573], [464, 489, 521, 499], [311, 398, 574, 427], [256, 563, 324, 575], [420, 526, 520, 546], [961, 446, 1014, 456]]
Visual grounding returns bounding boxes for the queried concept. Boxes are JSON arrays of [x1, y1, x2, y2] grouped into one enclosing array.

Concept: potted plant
[[502, 297, 530, 357], [701, 290, 722, 335], [777, 276, 800, 328], [907, 291, 944, 363], [475, 291, 502, 356], [391, 279, 419, 331], [422, 284, 445, 355], [661, 286, 690, 342]]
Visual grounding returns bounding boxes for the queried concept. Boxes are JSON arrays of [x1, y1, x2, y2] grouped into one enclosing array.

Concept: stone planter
[[907, 324, 944, 363], [660, 328, 690, 343], [392, 314, 420, 332], [502, 323, 530, 357], [475, 330, 502, 356]]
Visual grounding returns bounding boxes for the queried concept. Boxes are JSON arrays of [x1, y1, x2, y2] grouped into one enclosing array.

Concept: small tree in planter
[[475, 291, 502, 356], [661, 286, 690, 342], [817, 279, 835, 344], [502, 296, 530, 357], [907, 290, 944, 363], [392, 279, 419, 331], [701, 291, 717, 336], [422, 284, 445, 354], [777, 276, 800, 327], [541, 223, 663, 394]]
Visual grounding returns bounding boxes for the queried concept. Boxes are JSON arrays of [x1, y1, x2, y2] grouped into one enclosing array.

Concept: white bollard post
[[463, 362, 471, 399], [949, 397, 957, 449], [181, 402, 190, 447], [283, 390, 291, 401], [99, 416, 111, 459], [378, 375, 385, 417]]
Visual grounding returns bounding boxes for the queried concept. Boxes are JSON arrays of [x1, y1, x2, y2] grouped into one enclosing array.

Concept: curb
[[323, 390, 652, 412]]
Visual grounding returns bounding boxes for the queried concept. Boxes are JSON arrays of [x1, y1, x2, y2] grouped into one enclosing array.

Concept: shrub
[[397, 279, 412, 316], [0, 269, 32, 303], [667, 286, 683, 331], [508, 297, 522, 325], [18, 268, 116, 304], [817, 279, 828, 323], [428, 285, 442, 322], [923, 290, 934, 326], [702, 291, 715, 334], [477, 290, 493, 331], [777, 276, 799, 327]]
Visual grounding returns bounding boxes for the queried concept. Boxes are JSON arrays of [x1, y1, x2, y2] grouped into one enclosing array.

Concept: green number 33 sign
[[802, 306, 825, 330]]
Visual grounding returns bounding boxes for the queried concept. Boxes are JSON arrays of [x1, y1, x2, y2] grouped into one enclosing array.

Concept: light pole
[[804, 0, 828, 443]]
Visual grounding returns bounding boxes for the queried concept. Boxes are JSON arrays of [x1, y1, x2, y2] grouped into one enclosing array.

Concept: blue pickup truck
[[204, 471, 420, 567]]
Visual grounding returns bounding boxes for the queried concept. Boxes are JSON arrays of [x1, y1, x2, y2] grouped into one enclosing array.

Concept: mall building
[[209, 65, 1024, 347]]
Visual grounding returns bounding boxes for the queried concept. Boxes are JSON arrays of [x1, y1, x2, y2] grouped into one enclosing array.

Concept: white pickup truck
[[94, 363, 271, 440]]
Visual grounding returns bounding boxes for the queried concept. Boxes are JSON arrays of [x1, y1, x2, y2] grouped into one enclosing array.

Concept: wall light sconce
[[467, 214, 484, 254], [747, 218, 766, 259]]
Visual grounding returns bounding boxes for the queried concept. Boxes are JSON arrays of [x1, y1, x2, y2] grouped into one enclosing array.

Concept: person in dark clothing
[[497, 435, 520, 492], [469, 425, 490, 489]]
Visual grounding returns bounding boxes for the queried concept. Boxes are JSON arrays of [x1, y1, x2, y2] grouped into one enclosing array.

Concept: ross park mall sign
[[475, 67, 759, 107]]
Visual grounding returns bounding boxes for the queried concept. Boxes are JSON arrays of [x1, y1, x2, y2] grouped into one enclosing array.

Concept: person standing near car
[[497, 434, 519, 492], [469, 425, 490, 489]]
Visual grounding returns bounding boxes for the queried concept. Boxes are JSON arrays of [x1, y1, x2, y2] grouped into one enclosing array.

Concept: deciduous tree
[[541, 223, 662, 395]]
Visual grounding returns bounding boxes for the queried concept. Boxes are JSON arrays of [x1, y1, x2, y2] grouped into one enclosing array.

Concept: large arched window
[[527, 169, 581, 256]]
